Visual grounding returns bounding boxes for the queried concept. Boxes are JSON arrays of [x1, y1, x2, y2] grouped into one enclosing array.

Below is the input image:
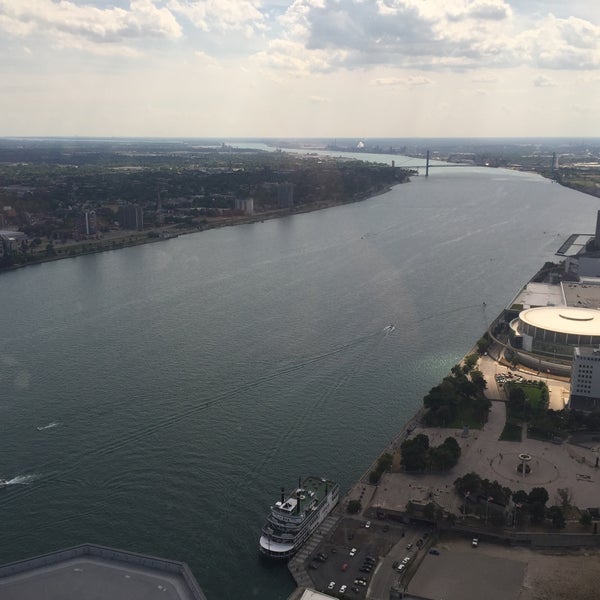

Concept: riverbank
[[0, 184, 395, 274]]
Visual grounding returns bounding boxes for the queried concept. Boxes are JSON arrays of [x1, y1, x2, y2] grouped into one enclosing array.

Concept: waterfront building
[[510, 306, 600, 360], [234, 197, 254, 215], [569, 347, 600, 411], [0, 544, 207, 600], [77, 209, 97, 236], [118, 204, 144, 230], [278, 182, 294, 208], [0, 230, 27, 257]]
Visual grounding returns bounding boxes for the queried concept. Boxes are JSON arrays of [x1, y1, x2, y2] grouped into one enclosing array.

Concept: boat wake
[[4, 474, 39, 486], [37, 422, 59, 431], [383, 324, 395, 335]]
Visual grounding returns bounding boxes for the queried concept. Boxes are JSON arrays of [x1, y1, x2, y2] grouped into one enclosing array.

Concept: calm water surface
[[0, 162, 597, 599]]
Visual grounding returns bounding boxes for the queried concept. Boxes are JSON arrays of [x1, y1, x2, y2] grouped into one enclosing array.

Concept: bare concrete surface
[[408, 540, 525, 600], [411, 537, 600, 600]]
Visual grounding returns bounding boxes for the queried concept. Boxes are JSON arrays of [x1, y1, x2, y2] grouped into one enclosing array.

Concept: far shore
[[0, 184, 394, 274]]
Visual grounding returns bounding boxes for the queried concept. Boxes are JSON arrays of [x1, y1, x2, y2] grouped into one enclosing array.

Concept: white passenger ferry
[[259, 476, 339, 559]]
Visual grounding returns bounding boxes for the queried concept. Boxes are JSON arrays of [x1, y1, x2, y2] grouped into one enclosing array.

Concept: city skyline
[[1, 0, 599, 138]]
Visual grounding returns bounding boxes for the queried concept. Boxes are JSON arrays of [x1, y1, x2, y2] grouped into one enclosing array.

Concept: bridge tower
[[426, 150, 430, 177]]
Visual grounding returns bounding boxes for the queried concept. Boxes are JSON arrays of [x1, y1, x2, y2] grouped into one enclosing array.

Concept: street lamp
[[485, 496, 493, 525]]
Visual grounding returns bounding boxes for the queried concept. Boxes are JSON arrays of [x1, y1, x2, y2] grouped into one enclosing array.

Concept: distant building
[[234, 197, 254, 215], [118, 204, 144, 231], [0, 230, 27, 257], [77, 210, 97, 236], [569, 347, 600, 412], [278, 182, 294, 208]]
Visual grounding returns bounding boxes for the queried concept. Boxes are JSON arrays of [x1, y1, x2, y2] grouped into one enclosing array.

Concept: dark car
[[359, 566, 372, 573], [429, 549, 440, 555]]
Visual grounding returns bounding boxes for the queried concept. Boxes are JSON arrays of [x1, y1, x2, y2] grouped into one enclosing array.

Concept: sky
[[1, 0, 599, 138]]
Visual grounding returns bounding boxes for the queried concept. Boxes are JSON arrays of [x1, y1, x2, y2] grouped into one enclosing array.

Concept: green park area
[[421, 353, 490, 429]]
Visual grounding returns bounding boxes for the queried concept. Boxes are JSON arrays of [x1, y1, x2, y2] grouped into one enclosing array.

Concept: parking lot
[[307, 517, 431, 598], [408, 536, 526, 600]]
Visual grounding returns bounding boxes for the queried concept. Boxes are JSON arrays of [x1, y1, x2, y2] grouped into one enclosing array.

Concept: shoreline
[[0, 185, 395, 275]]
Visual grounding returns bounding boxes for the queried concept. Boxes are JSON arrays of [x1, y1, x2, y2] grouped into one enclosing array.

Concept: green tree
[[464, 353, 479, 373], [580, 510, 592, 527], [512, 490, 528, 505], [528, 487, 549, 506], [476, 337, 491, 354], [347, 499, 362, 514], [548, 506, 565, 528]]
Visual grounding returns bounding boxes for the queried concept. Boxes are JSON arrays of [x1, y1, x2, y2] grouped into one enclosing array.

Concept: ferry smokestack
[[281, 488, 285, 503], [298, 476, 301, 490]]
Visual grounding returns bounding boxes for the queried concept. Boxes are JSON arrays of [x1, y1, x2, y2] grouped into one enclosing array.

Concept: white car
[[397, 563, 405, 572], [339, 584, 347, 594], [365, 520, 371, 528], [402, 556, 410, 564], [472, 538, 479, 547], [349, 547, 357, 556], [328, 581, 335, 590]]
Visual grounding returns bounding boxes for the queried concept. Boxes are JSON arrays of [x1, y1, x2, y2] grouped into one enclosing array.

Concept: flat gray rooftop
[[0, 545, 206, 600], [562, 281, 600, 309], [511, 282, 565, 309]]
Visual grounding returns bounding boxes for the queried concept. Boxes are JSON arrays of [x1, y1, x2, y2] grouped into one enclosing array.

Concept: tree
[[548, 505, 565, 528], [471, 370, 487, 392], [347, 500, 362, 514], [556, 488, 572, 510], [529, 502, 546, 524], [476, 337, 491, 354], [512, 490, 528, 505], [464, 353, 479, 373], [580, 510, 593, 528], [528, 487, 549, 506]]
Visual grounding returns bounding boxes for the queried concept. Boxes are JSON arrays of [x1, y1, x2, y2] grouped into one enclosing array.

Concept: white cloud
[[309, 95, 329, 103], [168, 0, 266, 34], [256, 0, 600, 73], [533, 74, 557, 87], [369, 75, 433, 86], [0, 0, 181, 53]]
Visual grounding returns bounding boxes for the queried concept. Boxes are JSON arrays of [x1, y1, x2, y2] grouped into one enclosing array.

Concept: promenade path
[[370, 353, 600, 514]]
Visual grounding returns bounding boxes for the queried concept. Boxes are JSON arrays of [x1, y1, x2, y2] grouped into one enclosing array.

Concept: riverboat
[[259, 475, 339, 559]]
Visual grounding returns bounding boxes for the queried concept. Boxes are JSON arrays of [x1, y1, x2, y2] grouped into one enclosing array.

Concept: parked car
[[349, 547, 357, 556], [341, 563, 349, 572], [365, 520, 371, 528], [429, 549, 440, 555], [339, 585, 347, 594], [406, 543, 413, 550], [472, 538, 479, 547], [328, 581, 335, 590]]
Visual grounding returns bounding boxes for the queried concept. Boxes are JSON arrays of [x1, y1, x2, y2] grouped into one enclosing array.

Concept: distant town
[[0, 139, 411, 270], [2, 137, 600, 272]]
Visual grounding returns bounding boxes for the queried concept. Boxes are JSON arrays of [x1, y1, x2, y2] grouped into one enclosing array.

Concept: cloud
[[533, 75, 557, 87], [260, 0, 600, 74], [369, 76, 433, 87], [309, 95, 329, 103], [0, 0, 181, 53], [168, 0, 266, 35]]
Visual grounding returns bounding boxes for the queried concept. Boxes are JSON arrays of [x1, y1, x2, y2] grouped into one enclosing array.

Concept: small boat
[[37, 422, 58, 431], [0, 479, 8, 487]]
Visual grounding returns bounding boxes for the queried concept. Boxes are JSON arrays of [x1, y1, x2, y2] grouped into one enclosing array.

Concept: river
[[0, 152, 597, 599]]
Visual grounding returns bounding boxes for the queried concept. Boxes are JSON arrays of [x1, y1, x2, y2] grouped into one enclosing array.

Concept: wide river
[[0, 152, 598, 599]]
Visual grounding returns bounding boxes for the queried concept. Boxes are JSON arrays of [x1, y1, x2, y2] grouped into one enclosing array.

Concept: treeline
[[422, 353, 490, 427], [400, 434, 461, 472]]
